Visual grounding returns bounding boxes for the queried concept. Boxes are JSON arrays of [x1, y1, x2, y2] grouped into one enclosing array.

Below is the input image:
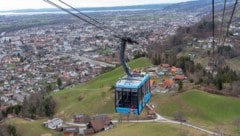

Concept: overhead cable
[[223, 0, 238, 45], [219, 0, 227, 45]]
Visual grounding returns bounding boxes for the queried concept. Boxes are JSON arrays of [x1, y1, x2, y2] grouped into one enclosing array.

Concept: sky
[[0, 0, 192, 11]]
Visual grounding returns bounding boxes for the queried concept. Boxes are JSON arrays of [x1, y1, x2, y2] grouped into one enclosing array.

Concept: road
[[71, 55, 116, 67], [111, 104, 219, 136], [66, 104, 219, 136]]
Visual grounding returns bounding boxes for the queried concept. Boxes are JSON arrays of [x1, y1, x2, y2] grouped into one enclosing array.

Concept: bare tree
[[0, 124, 21, 136], [44, 96, 56, 117], [173, 111, 186, 122], [21, 91, 56, 118], [0, 125, 9, 136], [233, 117, 240, 132], [0, 111, 3, 121], [215, 124, 226, 136], [21, 97, 29, 117], [7, 125, 17, 136], [232, 81, 240, 95]]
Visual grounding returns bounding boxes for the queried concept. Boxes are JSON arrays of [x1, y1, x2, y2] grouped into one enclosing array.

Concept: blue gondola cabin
[[115, 74, 151, 115]]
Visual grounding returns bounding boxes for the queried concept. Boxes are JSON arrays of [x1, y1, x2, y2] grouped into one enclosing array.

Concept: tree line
[[147, 18, 240, 95], [1, 91, 56, 120], [0, 124, 20, 136]]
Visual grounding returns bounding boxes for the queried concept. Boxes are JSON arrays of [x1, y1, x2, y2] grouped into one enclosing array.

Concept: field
[[194, 56, 240, 72], [5, 118, 61, 136], [96, 122, 210, 136], [226, 57, 240, 72], [194, 56, 209, 68], [52, 57, 152, 119], [151, 90, 240, 135], [52, 57, 240, 135]]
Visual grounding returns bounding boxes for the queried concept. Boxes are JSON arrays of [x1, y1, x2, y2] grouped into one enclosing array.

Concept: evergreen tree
[[7, 125, 16, 136], [178, 81, 183, 92], [57, 78, 62, 88], [216, 78, 223, 90]]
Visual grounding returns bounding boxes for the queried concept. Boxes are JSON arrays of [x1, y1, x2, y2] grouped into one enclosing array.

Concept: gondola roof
[[115, 74, 150, 89]]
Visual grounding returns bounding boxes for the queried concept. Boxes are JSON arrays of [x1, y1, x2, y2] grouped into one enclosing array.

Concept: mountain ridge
[[0, 4, 170, 13], [164, 0, 235, 13]]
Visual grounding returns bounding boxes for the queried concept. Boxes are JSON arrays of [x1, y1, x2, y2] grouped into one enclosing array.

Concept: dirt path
[[112, 104, 219, 136]]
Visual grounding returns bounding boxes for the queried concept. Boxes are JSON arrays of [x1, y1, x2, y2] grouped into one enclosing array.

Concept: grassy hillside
[[194, 57, 210, 68], [5, 118, 61, 136], [182, 91, 240, 123], [5, 57, 240, 136], [226, 57, 240, 72], [96, 123, 210, 136], [194, 57, 240, 72], [151, 90, 240, 135], [52, 57, 152, 119], [52, 57, 240, 135]]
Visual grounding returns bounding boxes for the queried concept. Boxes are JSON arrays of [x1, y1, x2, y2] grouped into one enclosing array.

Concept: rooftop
[[115, 74, 149, 89], [63, 127, 79, 133]]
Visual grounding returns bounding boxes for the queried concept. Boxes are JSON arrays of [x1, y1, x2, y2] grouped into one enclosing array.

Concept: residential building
[[43, 118, 63, 130]]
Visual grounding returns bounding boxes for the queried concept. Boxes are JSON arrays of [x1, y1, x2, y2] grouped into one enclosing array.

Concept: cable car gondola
[[43, 0, 152, 115], [115, 74, 151, 115]]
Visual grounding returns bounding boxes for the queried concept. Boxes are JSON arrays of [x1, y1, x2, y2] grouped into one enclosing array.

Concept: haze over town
[[0, 0, 192, 11]]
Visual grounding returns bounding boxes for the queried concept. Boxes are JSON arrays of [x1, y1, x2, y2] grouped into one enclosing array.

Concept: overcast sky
[[0, 0, 192, 11]]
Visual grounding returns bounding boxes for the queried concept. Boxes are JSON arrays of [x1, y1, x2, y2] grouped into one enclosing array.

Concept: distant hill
[[0, 4, 170, 13], [164, 0, 234, 13]]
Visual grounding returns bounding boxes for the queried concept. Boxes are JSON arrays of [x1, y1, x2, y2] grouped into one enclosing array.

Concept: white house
[[43, 118, 63, 130], [0, 96, 9, 102]]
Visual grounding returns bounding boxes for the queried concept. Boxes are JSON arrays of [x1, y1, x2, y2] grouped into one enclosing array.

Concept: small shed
[[174, 75, 185, 81], [63, 127, 79, 136], [161, 64, 170, 69], [73, 114, 90, 123], [171, 66, 178, 73]]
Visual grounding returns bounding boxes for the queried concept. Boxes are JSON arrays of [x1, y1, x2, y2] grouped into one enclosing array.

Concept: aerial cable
[[44, 0, 127, 40], [58, 0, 102, 25], [43, 0, 138, 77], [211, 0, 216, 66], [43, 0, 107, 32], [58, 0, 123, 38], [223, 0, 238, 45], [212, 0, 215, 49], [44, 0, 136, 39], [219, 0, 227, 45]]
